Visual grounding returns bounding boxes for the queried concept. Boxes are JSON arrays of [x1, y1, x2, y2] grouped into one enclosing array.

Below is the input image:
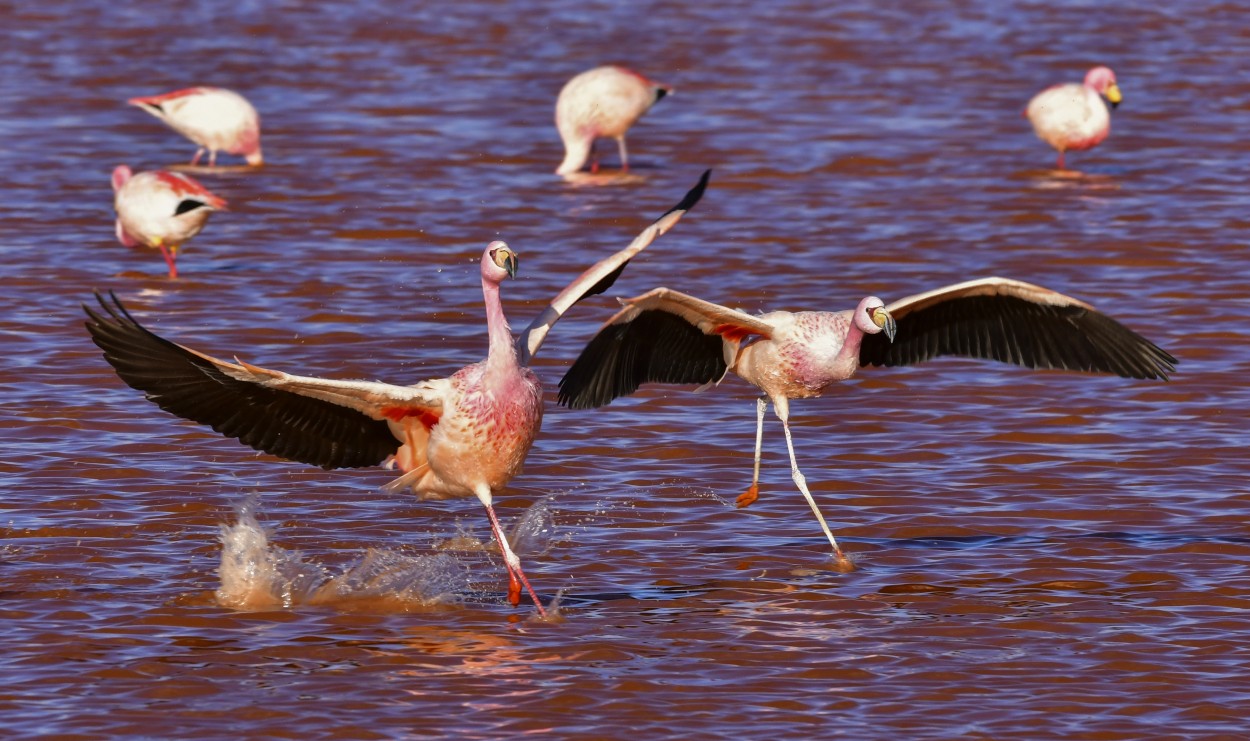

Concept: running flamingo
[[128, 87, 264, 167], [558, 278, 1175, 568], [85, 171, 709, 616], [555, 66, 671, 175], [111, 165, 228, 279], [1026, 66, 1121, 170]]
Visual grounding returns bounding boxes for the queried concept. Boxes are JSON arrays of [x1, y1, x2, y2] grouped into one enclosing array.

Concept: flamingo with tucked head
[[128, 87, 263, 167], [555, 66, 671, 175], [111, 165, 228, 279], [1026, 66, 1122, 170], [558, 277, 1175, 569], [85, 171, 709, 616]]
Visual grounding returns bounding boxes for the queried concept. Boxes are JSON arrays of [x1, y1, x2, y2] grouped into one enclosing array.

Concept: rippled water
[[5, 0, 1250, 737]]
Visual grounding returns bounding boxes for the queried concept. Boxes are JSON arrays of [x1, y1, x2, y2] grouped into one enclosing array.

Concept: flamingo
[[557, 278, 1176, 568], [1026, 66, 1122, 170], [111, 165, 228, 279], [128, 87, 264, 167], [555, 66, 671, 176], [84, 170, 710, 616]]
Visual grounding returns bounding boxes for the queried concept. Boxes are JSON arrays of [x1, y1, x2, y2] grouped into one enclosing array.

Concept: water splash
[[216, 497, 472, 612]]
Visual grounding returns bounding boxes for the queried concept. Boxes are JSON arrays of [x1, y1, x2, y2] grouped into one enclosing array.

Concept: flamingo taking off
[[555, 66, 671, 176], [128, 87, 264, 167], [84, 171, 710, 616], [557, 278, 1176, 568], [111, 165, 228, 279], [1026, 66, 1121, 170]]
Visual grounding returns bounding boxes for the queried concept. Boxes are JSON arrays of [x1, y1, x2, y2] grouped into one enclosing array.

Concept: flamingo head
[[111, 165, 133, 193], [483, 241, 518, 283], [854, 296, 896, 342], [1085, 66, 1121, 109]]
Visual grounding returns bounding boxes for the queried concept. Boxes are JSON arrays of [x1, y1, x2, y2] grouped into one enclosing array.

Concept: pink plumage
[[1026, 66, 1122, 170], [128, 87, 263, 167], [555, 65, 671, 175], [85, 173, 709, 615], [111, 165, 228, 279]]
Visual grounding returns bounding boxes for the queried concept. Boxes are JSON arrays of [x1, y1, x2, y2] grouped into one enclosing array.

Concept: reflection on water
[[5, 0, 1250, 737]]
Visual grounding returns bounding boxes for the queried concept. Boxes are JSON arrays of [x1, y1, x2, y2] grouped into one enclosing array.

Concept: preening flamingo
[[85, 171, 709, 616], [111, 165, 228, 279], [128, 87, 263, 167], [555, 66, 671, 175], [558, 278, 1176, 568], [1026, 66, 1121, 170]]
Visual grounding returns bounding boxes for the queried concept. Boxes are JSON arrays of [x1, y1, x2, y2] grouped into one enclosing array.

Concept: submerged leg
[[737, 396, 768, 508], [157, 244, 178, 279], [191, 147, 205, 166], [617, 136, 630, 172], [482, 497, 547, 617], [775, 398, 854, 569], [1055, 151, 1066, 170]]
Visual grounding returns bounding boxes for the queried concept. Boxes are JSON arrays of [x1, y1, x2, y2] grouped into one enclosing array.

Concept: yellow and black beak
[[494, 248, 519, 278], [1105, 82, 1122, 110], [872, 307, 897, 342]]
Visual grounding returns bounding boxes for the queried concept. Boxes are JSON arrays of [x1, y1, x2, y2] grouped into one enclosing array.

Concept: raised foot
[[736, 484, 760, 509]]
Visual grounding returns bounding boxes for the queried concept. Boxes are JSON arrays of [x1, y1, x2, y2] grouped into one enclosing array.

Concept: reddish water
[[5, 1, 1250, 737]]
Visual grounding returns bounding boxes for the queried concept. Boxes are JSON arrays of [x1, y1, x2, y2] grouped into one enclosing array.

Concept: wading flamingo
[[129, 87, 263, 167], [111, 165, 228, 279], [556, 66, 671, 175], [85, 171, 710, 616], [1026, 66, 1121, 170], [558, 278, 1175, 568]]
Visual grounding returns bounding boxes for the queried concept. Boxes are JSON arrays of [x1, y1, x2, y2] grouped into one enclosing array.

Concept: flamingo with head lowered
[[128, 87, 263, 167], [111, 165, 228, 279], [85, 171, 709, 617], [557, 278, 1175, 569], [1026, 66, 1121, 170], [555, 66, 671, 176]]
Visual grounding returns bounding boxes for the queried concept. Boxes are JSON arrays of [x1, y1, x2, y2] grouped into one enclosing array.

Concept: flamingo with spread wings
[[558, 278, 1175, 568], [86, 171, 710, 616]]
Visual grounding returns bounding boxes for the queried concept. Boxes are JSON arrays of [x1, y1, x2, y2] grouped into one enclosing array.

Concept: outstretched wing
[[557, 287, 775, 409], [84, 292, 444, 469], [516, 169, 710, 364], [859, 277, 1176, 380]]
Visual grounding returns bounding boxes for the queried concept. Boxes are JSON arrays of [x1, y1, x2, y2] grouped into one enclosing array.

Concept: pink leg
[[191, 148, 205, 166], [1056, 151, 1066, 170], [484, 502, 547, 617], [158, 245, 178, 279]]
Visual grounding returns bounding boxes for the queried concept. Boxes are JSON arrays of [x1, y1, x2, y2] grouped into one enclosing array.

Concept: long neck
[[832, 318, 868, 377], [482, 277, 519, 370]]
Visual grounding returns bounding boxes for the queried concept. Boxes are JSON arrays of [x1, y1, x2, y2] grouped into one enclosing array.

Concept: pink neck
[[835, 321, 868, 372], [482, 277, 518, 369]]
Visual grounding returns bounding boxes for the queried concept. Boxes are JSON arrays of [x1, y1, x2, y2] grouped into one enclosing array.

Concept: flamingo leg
[[190, 147, 205, 166], [209, 149, 218, 167], [737, 396, 767, 508], [617, 136, 630, 172], [483, 500, 547, 617], [589, 139, 600, 174], [157, 244, 178, 279], [1056, 151, 1066, 170], [775, 399, 853, 568]]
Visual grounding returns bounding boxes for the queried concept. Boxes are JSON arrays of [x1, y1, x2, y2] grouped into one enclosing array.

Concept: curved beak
[[1105, 82, 1122, 109], [502, 252, 518, 279], [873, 307, 897, 342]]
